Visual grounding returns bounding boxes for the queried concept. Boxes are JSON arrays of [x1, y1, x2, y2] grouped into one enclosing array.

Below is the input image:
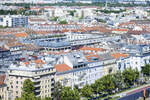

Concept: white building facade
[[0, 15, 28, 27]]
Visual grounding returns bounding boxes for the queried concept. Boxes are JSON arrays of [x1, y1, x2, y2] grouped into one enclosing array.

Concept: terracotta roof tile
[[112, 29, 128, 32], [24, 61, 29, 66], [34, 59, 45, 64], [14, 32, 28, 38], [112, 53, 129, 59], [85, 54, 101, 62], [80, 46, 104, 52], [54, 64, 72, 72]]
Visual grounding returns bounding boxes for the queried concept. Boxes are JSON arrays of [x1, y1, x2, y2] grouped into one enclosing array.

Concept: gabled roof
[[54, 64, 72, 72]]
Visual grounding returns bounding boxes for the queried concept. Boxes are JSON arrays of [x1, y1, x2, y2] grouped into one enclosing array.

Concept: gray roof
[[99, 53, 114, 61], [65, 52, 88, 66], [35, 41, 71, 48]]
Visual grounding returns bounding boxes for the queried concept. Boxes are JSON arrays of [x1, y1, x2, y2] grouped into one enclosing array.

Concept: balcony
[[51, 88, 54, 93], [51, 85, 54, 89], [34, 82, 41, 87], [35, 89, 41, 92], [33, 79, 40, 82], [35, 91, 40, 96], [34, 84, 40, 87], [51, 80, 55, 84]]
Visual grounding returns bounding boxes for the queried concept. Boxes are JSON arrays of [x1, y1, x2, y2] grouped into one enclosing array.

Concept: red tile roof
[[112, 29, 128, 32], [34, 59, 45, 64], [80, 46, 104, 52], [85, 54, 101, 62], [127, 30, 150, 35], [54, 64, 72, 72], [14, 32, 28, 38], [112, 53, 129, 59]]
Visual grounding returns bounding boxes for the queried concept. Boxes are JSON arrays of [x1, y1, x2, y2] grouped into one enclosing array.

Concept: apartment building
[[0, 0, 57, 4], [117, 44, 150, 72], [7, 60, 56, 100], [55, 55, 103, 88], [55, 51, 117, 88], [0, 15, 28, 27], [0, 73, 10, 100]]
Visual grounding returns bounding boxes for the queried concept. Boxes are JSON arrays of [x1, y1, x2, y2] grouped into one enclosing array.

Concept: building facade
[[7, 61, 56, 100], [0, 74, 9, 100], [0, 15, 28, 27]]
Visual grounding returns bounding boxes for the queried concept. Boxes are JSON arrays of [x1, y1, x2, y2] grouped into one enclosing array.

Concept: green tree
[[21, 79, 36, 100], [22, 79, 35, 94], [113, 71, 124, 91], [17, 8, 26, 15], [52, 17, 58, 21], [92, 74, 115, 94], [69, 10, 76, 16], [141, 64, 150, 76], [59, 20, 68, 24], [54, 82, 63, 100], [24, 4, 30, 10], [122, 68, 139, 87], [73, 87, 80, 100], [60, 87, 80, 100], [101, 74, 115, 94], [15, 97, 22, 100], [81, 84, 93, 98], [42, 97, 52, 100], [92, 78, 105, 95]]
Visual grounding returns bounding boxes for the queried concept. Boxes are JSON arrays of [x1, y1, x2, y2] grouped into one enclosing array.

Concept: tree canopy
[[60, 87, 80, 100], [59, 20, 68, 24], [122, 68, 139, 87], [15, 79, 52, 100], [81, 84, 93, 98], [53, 81, 63, 100], [141, 64, 150, 76]]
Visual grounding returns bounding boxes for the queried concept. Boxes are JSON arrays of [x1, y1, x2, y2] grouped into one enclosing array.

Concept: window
[[16, 81, 18, 84], [10, 70, 12, 73], [108, 68, 113, 73]]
